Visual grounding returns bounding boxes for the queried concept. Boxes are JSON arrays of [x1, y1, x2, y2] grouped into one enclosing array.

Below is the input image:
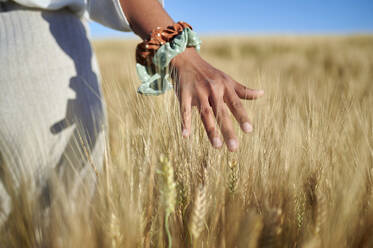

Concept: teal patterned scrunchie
[[136, 27, 202, 96]]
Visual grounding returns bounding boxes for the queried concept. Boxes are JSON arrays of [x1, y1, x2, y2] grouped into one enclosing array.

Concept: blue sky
[[90, 0, 373, 39]]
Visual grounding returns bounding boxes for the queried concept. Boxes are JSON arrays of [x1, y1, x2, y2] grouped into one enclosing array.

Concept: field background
[[2, 36, 373, 247], [94, 36, 373, 247]]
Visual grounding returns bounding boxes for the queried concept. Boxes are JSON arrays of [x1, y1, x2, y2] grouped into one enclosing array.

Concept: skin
[[120, 0, 264, 152]]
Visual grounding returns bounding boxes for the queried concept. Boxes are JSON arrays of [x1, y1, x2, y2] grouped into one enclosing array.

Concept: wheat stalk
[[159, 154, 176, 248], [228, 160, 239, 194], [294, 191, 306, 230], [189, 183, 207, 240], [315, 190, 327, 236], [110, 212, 122, 248]]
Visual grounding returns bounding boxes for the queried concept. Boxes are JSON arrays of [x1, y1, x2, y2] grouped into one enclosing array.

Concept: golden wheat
[[0, 35, 372, 247]]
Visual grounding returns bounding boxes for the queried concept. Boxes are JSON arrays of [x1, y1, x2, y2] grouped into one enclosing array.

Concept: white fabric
[[8, 0, 164, 32]]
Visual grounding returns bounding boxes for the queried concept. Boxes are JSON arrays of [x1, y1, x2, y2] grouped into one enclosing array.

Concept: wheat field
[[1, 35, 373, 247]]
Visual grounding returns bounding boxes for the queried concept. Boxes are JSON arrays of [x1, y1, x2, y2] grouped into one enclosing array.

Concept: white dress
[[0, 0, 165, 226]]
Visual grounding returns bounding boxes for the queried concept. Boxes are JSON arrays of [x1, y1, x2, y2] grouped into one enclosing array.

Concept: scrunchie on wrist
[[135, 21, 202, 96]]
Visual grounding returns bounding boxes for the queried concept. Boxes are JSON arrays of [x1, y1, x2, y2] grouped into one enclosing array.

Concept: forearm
[[119, 0, 174, 40]]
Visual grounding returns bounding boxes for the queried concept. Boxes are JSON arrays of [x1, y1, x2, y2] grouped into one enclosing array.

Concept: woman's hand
[[120, 0, 263, 151], [170, 48, 264, 152]]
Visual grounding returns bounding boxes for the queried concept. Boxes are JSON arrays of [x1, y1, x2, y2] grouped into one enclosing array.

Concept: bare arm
[[120, 0, 264, 152], [119, 0, 174, 39]]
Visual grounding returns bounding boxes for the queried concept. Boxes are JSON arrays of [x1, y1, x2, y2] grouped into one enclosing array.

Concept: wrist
[[170, 47, 199, 69]]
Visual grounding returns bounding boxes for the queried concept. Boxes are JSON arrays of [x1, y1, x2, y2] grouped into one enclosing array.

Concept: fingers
[[180, 90, 192, 138], [234, 82, 264, 100], [224, 90, 253, 133], [178, 75, 263, 151], [212, 100, 239, 152], [198, 101, 223, 148]]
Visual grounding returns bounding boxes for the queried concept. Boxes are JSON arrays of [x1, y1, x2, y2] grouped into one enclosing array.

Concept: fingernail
[[257, 90, 264, 95], [182, 129, 189, 137], [228, 139, 238, 151], [212, 137, 222, 148], [242, 122, 253, 133]]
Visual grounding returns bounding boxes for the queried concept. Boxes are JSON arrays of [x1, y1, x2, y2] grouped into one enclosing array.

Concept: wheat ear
[[189, 183, 207, 240], [110, 212, 122, 248], [228, 160, 239, 193], [315, 190, 327, 236], [159, 155, 176, 248]]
